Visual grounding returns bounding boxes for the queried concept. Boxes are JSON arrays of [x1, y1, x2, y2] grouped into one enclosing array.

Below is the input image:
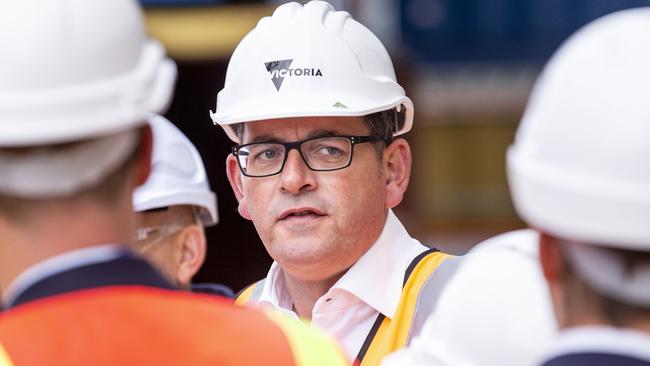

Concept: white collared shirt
[[256, 209, 428, 360], [541, 326, 650, 363], [2, 244, 126, 308]]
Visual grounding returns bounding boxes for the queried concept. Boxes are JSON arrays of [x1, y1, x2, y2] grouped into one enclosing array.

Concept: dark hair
[[362, 109, 396, 142], [234, 108, 398, 147], [560, 244, 650, 326], [362, 109, 396, 155]]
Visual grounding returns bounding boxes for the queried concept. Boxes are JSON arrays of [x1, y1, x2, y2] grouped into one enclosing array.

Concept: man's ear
[[539, 232, 564, 283], [176, 225, 206, 288], [382, 138, 412, 209], [539, 231, 568, 327], [134, 124, 153, 187], [226, 154, 251, 220]]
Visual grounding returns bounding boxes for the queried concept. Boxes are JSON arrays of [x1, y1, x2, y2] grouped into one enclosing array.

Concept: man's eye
[[320, 146, 342, 155], [255, 149, 281, 160]]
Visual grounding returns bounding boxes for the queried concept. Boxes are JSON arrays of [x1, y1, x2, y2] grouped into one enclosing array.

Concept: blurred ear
[[134, 124, 153, 187], [539, 232, 564, 283], [176, 225, 206, 288], [539, 231, 568, 327], [383, 138, 412, 209], [226, 154, 251, 220]]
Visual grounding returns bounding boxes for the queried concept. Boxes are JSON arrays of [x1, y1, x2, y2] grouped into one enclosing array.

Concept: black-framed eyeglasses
[[232, 135, 386, 177]]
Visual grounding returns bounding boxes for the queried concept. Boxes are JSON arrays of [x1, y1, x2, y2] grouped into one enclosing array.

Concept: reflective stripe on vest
[[264, 310, 349, 366], [235, 278, 266, 305], [356, 250, 459, 366], [236, 250, 458, 366], [0, 344, 14, 366]]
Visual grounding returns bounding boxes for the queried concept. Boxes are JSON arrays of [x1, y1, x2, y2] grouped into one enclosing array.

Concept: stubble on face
[[239, 117, 388, 283]]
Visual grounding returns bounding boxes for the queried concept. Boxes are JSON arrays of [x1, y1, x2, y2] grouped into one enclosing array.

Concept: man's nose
[[279, 148, 317, 195]]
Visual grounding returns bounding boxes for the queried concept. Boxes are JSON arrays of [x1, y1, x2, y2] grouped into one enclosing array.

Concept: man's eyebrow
[[305, 129, 341, 139], [247, 134, 280, 143], [245, 130, 344, 144]]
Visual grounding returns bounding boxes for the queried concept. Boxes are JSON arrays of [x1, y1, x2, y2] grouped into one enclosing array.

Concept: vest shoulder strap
[[358, 249, 459, 366], [235, 279, 266, 305], [0, 344, 14, 366]]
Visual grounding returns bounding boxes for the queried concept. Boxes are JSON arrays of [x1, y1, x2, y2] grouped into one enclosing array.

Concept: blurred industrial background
[[139, 0, 650, 291]]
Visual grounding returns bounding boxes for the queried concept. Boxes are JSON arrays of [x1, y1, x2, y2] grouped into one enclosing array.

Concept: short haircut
[[234, 108, 397, 151], [560, 243, 650, 325], [362, 109, 395, 155]]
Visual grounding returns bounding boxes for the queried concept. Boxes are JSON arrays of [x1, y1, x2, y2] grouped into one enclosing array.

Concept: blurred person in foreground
[[0, 1, 346, 365], [508, 8, 650, 366], [211, 1, 457, 363], [133, 115, 233, 297], [385, 7, 650, 366]]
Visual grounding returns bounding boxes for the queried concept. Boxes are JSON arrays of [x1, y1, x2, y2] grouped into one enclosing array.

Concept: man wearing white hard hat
[[506, 8, 650, 366], [133, 115, 232, 297], [0, 1, 348, 364], [213, 1, 457, 363]]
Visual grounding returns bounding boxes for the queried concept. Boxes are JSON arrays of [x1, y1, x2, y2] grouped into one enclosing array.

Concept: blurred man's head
[[0, 0, 176, 290], [133, 115, 217, 289], [507, 8, 650, 330]]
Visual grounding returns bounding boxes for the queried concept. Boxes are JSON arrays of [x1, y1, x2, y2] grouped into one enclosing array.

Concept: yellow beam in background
[[144, 5, 274, 61]]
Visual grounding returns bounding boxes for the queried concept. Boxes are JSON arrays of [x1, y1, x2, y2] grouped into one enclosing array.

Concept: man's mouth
[[278, 208, 326, 221]]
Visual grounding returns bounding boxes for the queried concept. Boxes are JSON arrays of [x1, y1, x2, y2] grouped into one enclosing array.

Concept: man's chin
[[274, 250, 337, 276]]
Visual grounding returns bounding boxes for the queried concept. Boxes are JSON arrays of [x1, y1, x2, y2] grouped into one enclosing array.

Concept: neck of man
[[559, 281, 650, 335], [0, 197, 134, 292], [283, 270, 344, 320], [563, 311, 650, 335]]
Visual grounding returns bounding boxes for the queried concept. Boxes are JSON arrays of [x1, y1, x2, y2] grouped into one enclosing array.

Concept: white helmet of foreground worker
[[211, 0, 413, 143], [134, 115, 218, 227], [507, 9, 650, 305], [0, 0, 176, 197], [508, 8, 650, 250], [383, 230, 556, 366], [0, 0, 176, 146]]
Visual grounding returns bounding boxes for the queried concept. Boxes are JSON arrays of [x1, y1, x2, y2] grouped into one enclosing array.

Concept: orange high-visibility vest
[[0, 286, 347, 366]]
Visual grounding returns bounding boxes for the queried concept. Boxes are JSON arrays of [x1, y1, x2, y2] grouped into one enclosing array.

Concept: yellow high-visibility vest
[[237, 249, 457, 366]]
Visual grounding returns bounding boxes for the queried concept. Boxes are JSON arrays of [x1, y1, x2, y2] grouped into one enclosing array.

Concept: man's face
[[133, 206, 189, 287], [227, 116, 391, 282]]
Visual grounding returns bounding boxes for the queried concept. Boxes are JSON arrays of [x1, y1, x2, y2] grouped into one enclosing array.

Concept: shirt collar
[[543, 326, 650, 362], [332, 209, 427, 319], [2, 244, 127, 307], [260, 209, 427, 319]]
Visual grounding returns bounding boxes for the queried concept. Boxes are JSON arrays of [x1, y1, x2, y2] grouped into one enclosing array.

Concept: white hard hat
[[134, 115, 218, 227], [507, 8, 650, 251], [0, 0, 176, 147], [210, 0, 413, 143], [382, 230, 556, 366]]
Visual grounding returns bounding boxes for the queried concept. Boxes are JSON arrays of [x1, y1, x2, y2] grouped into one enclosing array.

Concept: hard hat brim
[[0, 41, 176, 146], [212, 93, 413, 143], [507, 146, 650, 249]]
